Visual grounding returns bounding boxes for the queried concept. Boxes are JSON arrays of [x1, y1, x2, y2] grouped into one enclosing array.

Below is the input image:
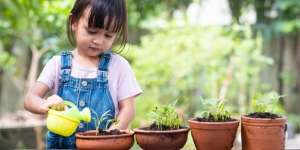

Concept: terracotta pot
[[134, 127, 189, 150], [241, 115, 286, 150], [188, 118, 239, 150], [75, 130, 134, 150]]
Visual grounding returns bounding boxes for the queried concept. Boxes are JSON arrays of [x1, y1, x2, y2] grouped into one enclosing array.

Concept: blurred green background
[[0, 0, 299, 149]]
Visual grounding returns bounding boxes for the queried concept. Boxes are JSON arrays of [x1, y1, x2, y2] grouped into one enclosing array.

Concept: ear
[[69, 15, 78, 31], [71, 22, 78, 31]]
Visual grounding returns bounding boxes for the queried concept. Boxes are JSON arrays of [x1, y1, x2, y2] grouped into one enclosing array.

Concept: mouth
[[88, 46, 102, 51]]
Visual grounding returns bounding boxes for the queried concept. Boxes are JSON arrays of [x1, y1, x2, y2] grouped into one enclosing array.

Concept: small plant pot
[[241, 115, 286, 150], [75, 130, 134, 150], [188, 118, 239, 150], [134, 127, 189, 150]]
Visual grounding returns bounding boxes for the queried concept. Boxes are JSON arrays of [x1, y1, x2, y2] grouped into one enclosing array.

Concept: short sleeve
[[117, 59, 142, 101], [37, 56, 58, 90]]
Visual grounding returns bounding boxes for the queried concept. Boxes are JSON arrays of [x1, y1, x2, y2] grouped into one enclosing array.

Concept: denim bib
[[46, 51, 115, 149]]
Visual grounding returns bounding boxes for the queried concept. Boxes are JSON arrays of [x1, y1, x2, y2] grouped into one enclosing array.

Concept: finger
[[50, 105, 56, 110], [59, 103, 65, 110], [54, 103, 63, 111]]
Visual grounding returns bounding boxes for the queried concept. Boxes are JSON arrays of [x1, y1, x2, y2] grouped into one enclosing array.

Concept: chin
[[87, 49, 105, 56], [88, 52, 101, 57]]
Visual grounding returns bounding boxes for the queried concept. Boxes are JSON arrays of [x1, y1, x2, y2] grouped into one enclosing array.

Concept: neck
[[73, 49, 99, 67]]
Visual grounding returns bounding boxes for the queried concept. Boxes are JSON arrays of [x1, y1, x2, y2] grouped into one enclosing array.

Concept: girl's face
[[72, 8, 117, 57]]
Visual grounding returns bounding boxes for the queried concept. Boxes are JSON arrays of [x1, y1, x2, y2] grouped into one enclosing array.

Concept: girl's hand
[[41, 95, 65, 113], [108, 124, 120, 130]]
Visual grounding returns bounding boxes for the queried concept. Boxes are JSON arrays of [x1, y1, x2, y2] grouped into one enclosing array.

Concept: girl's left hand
[[108, 124, 120, 130], [46, 94, 65, 111]]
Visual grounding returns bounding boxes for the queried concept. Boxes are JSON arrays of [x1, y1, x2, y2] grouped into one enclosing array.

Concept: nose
[[92, 39, 98, 44], [92, 37, 105, 45]]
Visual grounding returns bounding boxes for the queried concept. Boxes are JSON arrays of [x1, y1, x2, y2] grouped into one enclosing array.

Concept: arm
[[24, 82, 49, 114], [114, 97, 136, 130], [24, 82, 63, 114]]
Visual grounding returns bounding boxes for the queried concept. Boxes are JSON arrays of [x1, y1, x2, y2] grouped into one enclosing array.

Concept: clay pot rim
[[188, 117, 239, 125], [241, 115, 287, 123], [133, 127, 190, 134], [241, 115, 286, 120], [75, 130, 134, 139]]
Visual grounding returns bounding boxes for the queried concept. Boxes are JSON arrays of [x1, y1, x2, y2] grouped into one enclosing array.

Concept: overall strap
[[97, 51, 111, 82], [60, 51, 72, 82]]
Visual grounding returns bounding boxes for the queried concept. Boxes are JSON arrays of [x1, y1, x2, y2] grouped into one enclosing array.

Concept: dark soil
[[141, 123, 186, 131], [97, 129, 126, 135], [140, 123, 188, 139], [246, 112, 281, 119], [195, 114, 235, 122]]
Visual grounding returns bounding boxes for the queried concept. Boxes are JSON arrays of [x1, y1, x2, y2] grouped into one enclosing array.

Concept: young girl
[[24, 0, 142, 149]]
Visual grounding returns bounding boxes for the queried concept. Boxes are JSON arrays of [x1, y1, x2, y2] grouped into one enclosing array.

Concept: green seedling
[[91, 109, 118, 135], [251, 91, 284, 113], [150, 100, 181, 130], [197, 97, 231, 121]]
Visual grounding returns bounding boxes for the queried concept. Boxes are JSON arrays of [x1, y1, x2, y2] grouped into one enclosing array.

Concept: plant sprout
[[91, 109, 118, 135], [150, 100, 181, 130], [251, 91, 284, 113], [197, 97, 231, 121]]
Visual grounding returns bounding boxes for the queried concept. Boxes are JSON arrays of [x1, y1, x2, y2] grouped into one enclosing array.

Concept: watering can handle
[[64, 101, 76, 108]]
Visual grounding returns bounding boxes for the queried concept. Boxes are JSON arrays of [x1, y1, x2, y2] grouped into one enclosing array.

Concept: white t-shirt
[[37, 52, 142, 114]]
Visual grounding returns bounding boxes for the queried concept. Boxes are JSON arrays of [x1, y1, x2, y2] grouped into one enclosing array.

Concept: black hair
[[67, 0, 128, 49]]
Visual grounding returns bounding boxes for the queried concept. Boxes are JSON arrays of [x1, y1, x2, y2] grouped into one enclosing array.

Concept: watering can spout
[[61, 101, 91, 122]]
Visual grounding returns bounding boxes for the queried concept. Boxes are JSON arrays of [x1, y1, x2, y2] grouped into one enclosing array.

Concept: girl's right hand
[[41, 95, 65, 113]]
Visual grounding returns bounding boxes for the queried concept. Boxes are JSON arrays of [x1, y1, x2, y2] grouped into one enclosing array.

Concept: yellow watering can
[[46, 101, 91, 137]]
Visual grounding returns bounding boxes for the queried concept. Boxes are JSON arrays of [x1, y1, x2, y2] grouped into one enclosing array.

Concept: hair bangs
[[88, 0, 124, 33]]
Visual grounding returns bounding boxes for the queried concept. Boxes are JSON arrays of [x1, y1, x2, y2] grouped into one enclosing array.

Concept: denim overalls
[[46, 51, 115, 149]]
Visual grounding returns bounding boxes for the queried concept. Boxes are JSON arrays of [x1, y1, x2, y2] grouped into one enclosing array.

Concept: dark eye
[[88, 30, 97, 34], [105, 34, 113, 38], [85, 27, 97, 34], [87, 30, 97, 34]]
